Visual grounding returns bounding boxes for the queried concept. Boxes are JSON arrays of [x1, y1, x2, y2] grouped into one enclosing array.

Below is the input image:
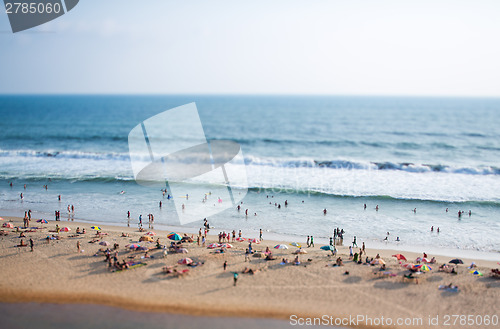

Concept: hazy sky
[[1, 0, 499, 96]]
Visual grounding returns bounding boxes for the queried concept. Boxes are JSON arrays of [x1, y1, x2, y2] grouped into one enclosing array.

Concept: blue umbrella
[[320, 245, 334, 251], [167, 232, 182, 241]]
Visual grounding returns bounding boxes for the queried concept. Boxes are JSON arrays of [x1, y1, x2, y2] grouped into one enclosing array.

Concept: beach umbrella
[[449, 259, 464, 265], [320, 245, 334, 251], [145, 231, 156, 236], [36, 219, 48, 224], [294, 249, 307, 254], [416, 264, 432, 271], [402, 263, 415, 269], [392, 254, 407, 261], [167, 232, 182, 241], [127, 244, 140, 249], [2, 222, 14, 228], [248, 238, 260, 244], [470, 270, 483, 276], [60, 227, 71, 232], [235, 237, 246, 242], [370, 258, 385, 265], [0, 217, 4, 220], [421, 258, 431, 263], [99, 241, 110, 246], [274, 244, 288, 250], [90, 226, 102, 231], [220, 243, 233, 248], [207, 243, 220, 249], [178, 257, 193, 265], [289, 242, 301, 247]]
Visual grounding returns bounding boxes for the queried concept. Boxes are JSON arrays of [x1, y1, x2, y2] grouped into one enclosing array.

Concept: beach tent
[[60, 227, 71, 232], [392, 254, 407, 261], [235, 237, 246, 242], [320, 245, 334, 251], [248, 238, 260, 244]]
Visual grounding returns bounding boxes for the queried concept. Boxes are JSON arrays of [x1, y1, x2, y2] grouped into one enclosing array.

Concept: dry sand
[[0, 216, 499, 329]]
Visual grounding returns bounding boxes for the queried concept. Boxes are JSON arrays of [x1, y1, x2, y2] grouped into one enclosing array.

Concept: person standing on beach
[[77, 241, 81, 253], [329, 237, 333, 246], [362, 242, 365, 253], [223, 260, 227, 271], [310, 236, 314, 247], [306, 236, 310, 247], [29, 238, 34, 252], [245, 248, 250, 262], [352, 236, 358, 247], [259, 229, 263, 241]]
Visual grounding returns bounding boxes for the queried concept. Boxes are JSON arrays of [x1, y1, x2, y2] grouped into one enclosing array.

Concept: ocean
[[1, 95, 499, 257]]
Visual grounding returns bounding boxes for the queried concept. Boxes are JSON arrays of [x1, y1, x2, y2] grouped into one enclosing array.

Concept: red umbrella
[[392, 254, 407, 261], [2, 222, 14, 228], [235, 237, 246, 242], [178, 258, 193, 265], [60, 227, 71, 232]]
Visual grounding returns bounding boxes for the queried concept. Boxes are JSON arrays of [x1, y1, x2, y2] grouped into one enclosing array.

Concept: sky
[[0, 0, 499, 96]]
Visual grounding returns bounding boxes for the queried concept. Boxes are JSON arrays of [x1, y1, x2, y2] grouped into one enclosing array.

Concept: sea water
[[0, 95, 499, 256]]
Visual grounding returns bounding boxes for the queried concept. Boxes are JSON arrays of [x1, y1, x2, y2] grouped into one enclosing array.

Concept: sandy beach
[[0, 215, 498, 329]]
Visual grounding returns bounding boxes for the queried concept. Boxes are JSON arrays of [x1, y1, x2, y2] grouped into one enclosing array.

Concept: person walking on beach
[[329, 237, 333, 246], [259, 229, 263, 241], [362, 242, 365, 253], [352, 236, 358, 248], [310, 236, 314, 247], [245, 248, 251, 262], [77, 241, 81, 253], [233, 272, 238, 286], [306, 236, 310, 247], [29, 238, 34, 252], [223, 260, 227, 271]]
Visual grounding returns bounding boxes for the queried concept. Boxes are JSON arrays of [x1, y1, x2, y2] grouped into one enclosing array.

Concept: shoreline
[[1, 215, 499, 329], [2, 208, 499, 262]]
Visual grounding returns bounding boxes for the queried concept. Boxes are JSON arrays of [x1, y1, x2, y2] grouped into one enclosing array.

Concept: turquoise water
[[0, 95, 499, 254]]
